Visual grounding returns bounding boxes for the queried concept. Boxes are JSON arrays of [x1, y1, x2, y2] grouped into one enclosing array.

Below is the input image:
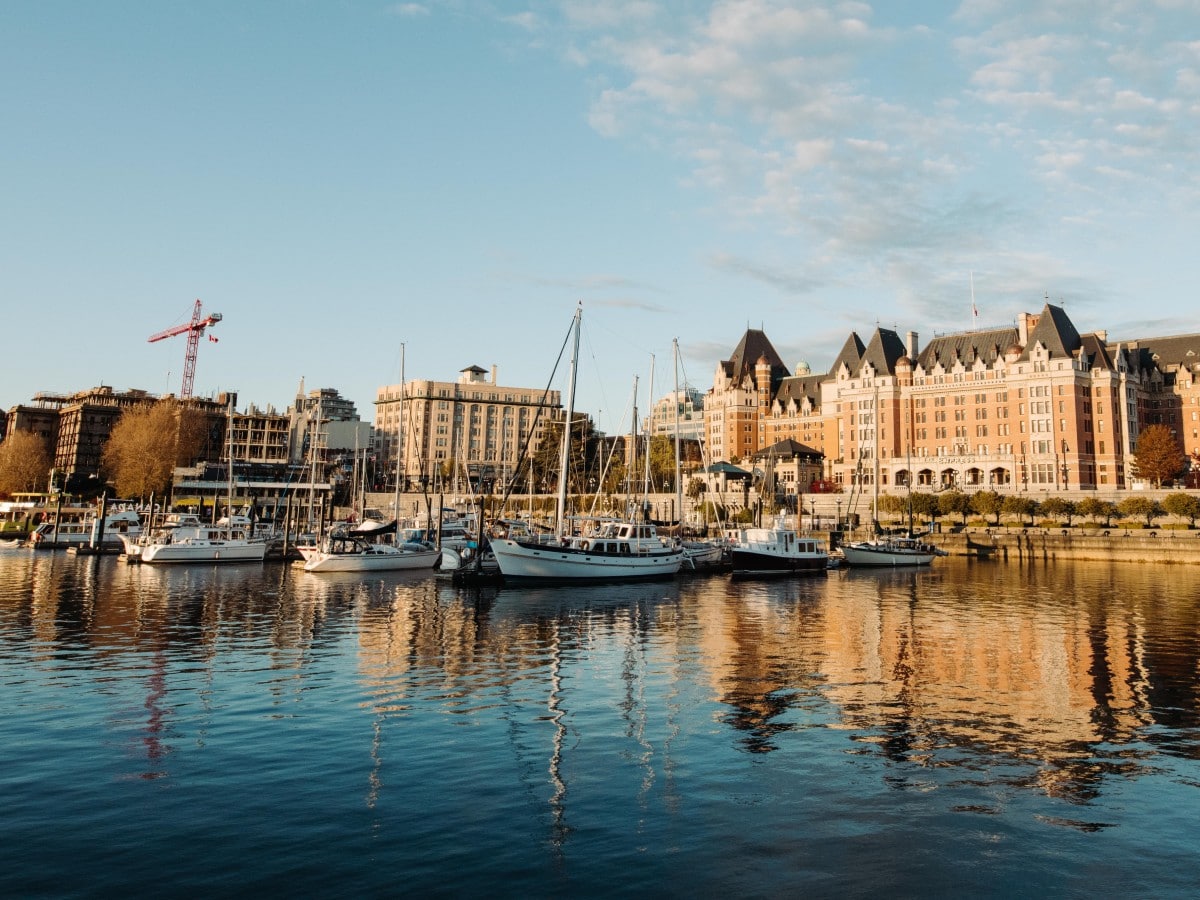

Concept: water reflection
[[3, 551, 1200, 814]]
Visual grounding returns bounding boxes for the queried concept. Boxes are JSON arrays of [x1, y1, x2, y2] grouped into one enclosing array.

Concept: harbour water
[[2, 548, 1199, 897]]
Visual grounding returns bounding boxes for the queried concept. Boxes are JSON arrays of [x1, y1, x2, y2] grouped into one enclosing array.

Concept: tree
[[909, 492, 939, 524], [1118, 496, 1161, 527], [1002, 495, 1039, 525], [969, 490, 1004, 525], [0, 431, 53, 497], [1162, 492, 1200, 526], [1038, 496, 1076, 524], [937, 489, 972, 524], [648, 434, 677, 491], [877, 493, 907, 520], [1133, 424, 1185, 487], [101, 399, 206, 501], [1076, 496, 1116, 525]]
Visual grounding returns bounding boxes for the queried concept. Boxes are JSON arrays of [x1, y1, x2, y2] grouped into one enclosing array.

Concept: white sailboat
[[300, 346, 439, 574], [490, 305, 686, 582], [137, 397, 268, 564]]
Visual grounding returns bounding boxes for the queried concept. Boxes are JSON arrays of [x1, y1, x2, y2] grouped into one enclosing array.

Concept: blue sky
[[4, 1, 1199, 436]]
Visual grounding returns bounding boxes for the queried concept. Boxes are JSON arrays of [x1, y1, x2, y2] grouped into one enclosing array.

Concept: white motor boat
[[30, 508, 142, 549]]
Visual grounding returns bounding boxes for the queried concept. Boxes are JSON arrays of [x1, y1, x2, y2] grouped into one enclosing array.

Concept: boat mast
[[226, 394, 235, 528], [873, 379, 881, 528], [672, 339, 683, 532], [393, 343, 405, 522], [554, 304, 581, 538], [643, 354, 654, 518], [629, 375, 638, 514]]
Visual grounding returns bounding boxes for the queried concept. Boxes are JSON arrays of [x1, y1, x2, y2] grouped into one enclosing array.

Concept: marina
[[2, 547, 1199, 895]]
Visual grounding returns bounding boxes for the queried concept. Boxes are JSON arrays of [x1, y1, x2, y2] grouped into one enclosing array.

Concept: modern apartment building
[[645, 387, 706, 442], [706, 304, 1200, 497], [374, 365, 560, 492]]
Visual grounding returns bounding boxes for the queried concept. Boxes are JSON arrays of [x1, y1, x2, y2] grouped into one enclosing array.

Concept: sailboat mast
[[643, 354, 654, 509], [554, 305, 581, 537], [873, 380, 881, 525], [227, 394, 235, 524], [672, 339, 683, 531], [393, 343, 405, 522]]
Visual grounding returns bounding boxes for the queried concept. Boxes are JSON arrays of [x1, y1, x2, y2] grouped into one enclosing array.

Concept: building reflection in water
[[4, 552, 1200, 819]]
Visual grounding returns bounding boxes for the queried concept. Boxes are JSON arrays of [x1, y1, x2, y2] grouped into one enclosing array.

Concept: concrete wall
[[934, 528, 1200, 564]]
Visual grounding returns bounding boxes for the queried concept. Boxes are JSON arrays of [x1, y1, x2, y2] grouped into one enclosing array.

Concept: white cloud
[[387, 3, 430, 17]]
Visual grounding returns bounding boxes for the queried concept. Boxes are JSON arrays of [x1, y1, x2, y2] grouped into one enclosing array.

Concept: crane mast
[[148, 299, 222, 398]]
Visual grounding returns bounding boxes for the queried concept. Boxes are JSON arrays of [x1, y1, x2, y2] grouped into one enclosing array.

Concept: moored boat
[[30, 508, 142, 549], [491, 518, 684, 582], [133, 513, 268, 564], [489, 305, 685, 584], [840, 532, 945, 567], [730, 517, 827, 578], [300, 521, 439, 573]]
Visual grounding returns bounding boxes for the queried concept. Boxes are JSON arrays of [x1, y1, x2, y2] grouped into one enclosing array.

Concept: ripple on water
[[1, 554, 1200, 895]]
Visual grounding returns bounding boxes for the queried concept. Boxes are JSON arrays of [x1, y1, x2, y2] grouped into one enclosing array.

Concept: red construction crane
[[148, 299, 223, 398]]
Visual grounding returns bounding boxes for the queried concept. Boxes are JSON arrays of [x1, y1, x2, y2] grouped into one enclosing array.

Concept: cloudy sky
[[4, 1, 1199, 435]]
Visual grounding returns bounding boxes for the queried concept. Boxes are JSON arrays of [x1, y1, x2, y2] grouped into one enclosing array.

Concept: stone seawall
[[933, 528, 1200, 564]]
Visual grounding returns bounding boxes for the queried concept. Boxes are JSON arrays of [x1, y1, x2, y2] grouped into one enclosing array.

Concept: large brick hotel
[[706, 303, 1200, 493]]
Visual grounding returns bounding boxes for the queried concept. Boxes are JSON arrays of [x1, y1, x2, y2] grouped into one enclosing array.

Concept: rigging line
[[495, 313, 578, 511]]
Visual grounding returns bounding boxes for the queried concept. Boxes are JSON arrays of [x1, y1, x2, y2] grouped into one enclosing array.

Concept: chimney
[[905, 331, 919, 360], [1017, 312, 1034, 345], [491, 365, 498, 385]]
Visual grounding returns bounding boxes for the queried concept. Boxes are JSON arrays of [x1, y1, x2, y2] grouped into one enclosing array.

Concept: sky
[[4, 1, 1200, 437]]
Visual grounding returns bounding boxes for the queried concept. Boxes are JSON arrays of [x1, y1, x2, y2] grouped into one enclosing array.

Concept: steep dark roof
[[1117, 332, 1200, 375], [1018, 304, 1081, 361], [719, 329, 789, 386], [829, 332, 866, 376], [858, 328, 908, 376], [750, 439, 823, 461], [1079, 333, 1116, 371], [916, 326, 1020, 371], [773, 372, 824, 408]]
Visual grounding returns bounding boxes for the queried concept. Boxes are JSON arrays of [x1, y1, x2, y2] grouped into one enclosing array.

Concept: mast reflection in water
[[2, 549, 1200, 896]]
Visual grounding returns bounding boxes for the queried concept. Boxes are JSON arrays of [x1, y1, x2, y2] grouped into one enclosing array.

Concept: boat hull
[[731, 548, 827, 578], [491, 538, 684, 582], [140, 541, 268, 564], [840, 544, 936, 567], [302, 547, 439, 572]]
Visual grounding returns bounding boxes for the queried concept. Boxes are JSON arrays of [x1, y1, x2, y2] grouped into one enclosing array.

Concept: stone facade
[[374, 365, 560, 492]]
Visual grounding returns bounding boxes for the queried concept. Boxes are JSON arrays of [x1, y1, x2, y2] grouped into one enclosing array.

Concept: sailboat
[[489, 305, 686, 582], [840, 411, 944, 567], [300, 347, 440, 574], [668, 338, 724, 569], [137, 397, 268, 564]]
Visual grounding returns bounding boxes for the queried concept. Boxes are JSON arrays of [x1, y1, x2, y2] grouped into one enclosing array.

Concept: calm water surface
[[2, 548, 1199, 897]]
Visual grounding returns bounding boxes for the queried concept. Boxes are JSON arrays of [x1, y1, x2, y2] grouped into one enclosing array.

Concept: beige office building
[[375, 365, 560, 492]]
